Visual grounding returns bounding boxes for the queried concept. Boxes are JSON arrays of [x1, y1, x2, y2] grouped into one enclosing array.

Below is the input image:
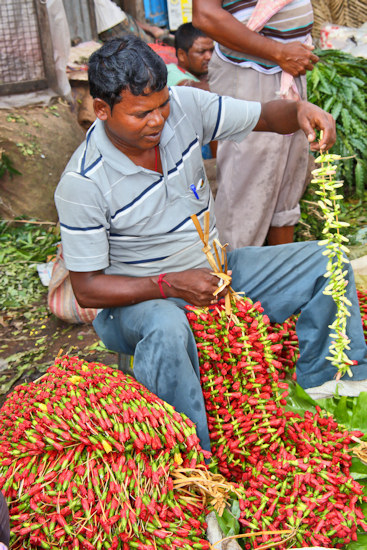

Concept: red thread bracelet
[[157, 273, 172, 298]]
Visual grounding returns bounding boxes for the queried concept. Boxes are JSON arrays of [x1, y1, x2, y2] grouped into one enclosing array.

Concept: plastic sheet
[[46, 0, 72, 99], [320, 21, 367, 57]]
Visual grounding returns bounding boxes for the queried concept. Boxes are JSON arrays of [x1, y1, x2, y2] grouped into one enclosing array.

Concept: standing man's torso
[[217, 0, 314, 72]]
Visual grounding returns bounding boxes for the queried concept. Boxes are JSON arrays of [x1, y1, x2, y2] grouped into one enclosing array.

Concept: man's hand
[[296, 101, 336, 151], [193, 0, 319, 76], [177, 78, 210, 91], [276, 42, 319, 76], [164, 268, 229, 306]]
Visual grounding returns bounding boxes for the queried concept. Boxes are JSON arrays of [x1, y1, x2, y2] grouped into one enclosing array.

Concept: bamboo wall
[[311, 0, 366, 40]]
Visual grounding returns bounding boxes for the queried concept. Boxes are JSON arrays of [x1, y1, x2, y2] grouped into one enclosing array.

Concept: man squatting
[[55, 36, 367, 452]]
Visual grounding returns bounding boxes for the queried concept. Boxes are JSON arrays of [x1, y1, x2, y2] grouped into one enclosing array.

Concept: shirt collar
[[92, 116, 174, 175]]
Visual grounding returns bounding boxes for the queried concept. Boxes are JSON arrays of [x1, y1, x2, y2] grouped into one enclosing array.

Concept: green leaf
[[351, 393, 367, 432], [350, 457, 367, 480], [347, 533, 367, 549], [230, 498, 241, 520], [215, 508, 240, 537], [331, 101, 343, 121], [333, 395, 353, 427], [355, 162, 366, 199], [284, 382, 318, 415]]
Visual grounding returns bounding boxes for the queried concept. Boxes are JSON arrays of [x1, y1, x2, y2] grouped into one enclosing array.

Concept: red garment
[[148, 43, 178, 65]]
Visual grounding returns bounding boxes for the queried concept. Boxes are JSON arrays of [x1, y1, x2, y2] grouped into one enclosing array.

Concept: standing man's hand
[[296, 101, 336, 151], [276, 42, 319, 76], [192, 0, 318, 78]]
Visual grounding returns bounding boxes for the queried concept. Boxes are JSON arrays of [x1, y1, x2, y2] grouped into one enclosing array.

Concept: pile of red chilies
[[0, 356, 211, 550], [186, 296, 367, 549], [266, 316, 298, 380]]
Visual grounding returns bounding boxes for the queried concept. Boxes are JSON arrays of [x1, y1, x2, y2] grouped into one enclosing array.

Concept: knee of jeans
[[142, 304, 192, 346]]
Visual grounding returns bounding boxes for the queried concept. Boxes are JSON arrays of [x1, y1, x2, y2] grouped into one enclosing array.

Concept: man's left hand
[[296, 101, 336, 152]]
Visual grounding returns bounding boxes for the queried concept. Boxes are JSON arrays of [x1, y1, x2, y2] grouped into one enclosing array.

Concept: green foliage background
[[306, 49, 367, 197], [0, 220, 60, 311]]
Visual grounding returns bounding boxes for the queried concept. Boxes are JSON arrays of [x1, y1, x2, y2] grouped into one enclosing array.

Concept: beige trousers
[[209, 51, 310, 248]]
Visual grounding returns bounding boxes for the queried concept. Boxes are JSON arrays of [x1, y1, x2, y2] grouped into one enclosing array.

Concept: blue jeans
[[93, 241, 367, 450]]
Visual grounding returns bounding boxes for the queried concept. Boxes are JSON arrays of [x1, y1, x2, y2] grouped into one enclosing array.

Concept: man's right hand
[[163, 268, 229, 306], [276, 42, 319, 76]]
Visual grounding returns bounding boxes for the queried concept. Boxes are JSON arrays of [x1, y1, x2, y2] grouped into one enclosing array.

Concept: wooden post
[[86, 0, 98, 40]]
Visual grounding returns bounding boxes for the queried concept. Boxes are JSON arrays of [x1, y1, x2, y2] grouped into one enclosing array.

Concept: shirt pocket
[[187, 165, 209, 201]]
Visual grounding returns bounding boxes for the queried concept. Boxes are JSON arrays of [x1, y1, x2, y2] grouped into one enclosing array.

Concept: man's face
[[179, 36, 214, 77], [94, 87, 170, 154]]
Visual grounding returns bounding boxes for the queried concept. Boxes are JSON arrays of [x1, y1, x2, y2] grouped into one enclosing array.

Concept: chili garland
[[312, 151, 354, 378], [186, 296, 367, 549]]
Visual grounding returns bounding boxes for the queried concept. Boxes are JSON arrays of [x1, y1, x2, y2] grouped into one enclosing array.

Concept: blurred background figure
[[95, 0, 174, 44], [166, 22, 216, 158]]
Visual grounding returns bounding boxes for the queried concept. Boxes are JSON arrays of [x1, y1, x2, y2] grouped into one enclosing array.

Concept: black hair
[[174, 23, 206, 55], [88, 35, 168, 111]]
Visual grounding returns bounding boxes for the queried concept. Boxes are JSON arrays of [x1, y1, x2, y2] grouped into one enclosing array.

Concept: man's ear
[[93, 98, 110, 121], [177, 48, 188, 68]]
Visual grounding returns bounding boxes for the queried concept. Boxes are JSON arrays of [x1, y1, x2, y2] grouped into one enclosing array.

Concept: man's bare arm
[[192, 0, 319, 76], [255, 100, 336, 151], [70, 268, 227, 309]]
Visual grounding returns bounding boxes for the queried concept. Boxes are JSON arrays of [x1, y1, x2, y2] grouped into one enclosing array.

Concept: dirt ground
[[0, 100, 85, 222], [0, 296, 117, 408]]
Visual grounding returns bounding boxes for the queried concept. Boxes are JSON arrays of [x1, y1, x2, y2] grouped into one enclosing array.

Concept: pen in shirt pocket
[[190, 178, 204, 200]]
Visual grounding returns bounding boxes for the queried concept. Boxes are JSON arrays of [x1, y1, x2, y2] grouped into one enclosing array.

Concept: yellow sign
[[167, 0, 192, 30]]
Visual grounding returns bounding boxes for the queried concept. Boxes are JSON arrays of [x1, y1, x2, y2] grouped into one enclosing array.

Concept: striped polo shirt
[[216, 0, 314, 73], [55, 86, 260, 277]]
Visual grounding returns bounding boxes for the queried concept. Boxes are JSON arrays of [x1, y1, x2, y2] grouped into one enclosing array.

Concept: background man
[[54, 36, 367, 453], [166, 23, 216, 158], [167, 22, 214, 90], [192, 0, 318, 247]]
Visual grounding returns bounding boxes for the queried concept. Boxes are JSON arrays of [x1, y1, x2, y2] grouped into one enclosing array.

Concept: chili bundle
[[0, 356, 211, 550], [187, 296, 367, 548]]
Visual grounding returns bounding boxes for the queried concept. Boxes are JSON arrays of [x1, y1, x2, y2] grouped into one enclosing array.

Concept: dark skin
[[176, 36, 215, 90], [70, 87, 336, 310], [191, 0, 319, 77]]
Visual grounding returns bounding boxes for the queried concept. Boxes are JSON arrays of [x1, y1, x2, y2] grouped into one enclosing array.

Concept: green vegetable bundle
[[0, 356, 210, 550], [307, 49, 367, 196]]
